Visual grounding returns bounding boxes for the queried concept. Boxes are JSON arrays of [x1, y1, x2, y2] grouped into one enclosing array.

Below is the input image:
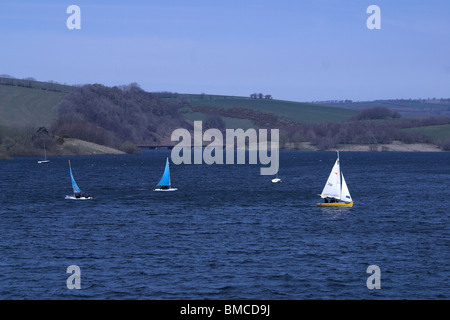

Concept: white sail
[[317, 151, 353, 206], [340, 173, 352, 203], [320, 159, 341, 199], [38, 144, 50, 163]]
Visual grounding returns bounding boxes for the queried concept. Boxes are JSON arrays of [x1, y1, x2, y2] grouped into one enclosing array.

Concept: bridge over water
[[137, 145, 209, 150], [137, 145, 174, 150]]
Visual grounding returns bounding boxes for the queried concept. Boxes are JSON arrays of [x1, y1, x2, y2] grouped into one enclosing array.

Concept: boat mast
[[337, 151, 342, 200]]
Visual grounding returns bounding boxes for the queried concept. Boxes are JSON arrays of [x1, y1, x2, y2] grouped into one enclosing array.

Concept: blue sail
[[69, 161, 82, 194], [157, 157, 171, 186]]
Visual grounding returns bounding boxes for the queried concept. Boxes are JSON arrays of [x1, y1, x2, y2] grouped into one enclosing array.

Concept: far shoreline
[[0, 140, 445, 161]]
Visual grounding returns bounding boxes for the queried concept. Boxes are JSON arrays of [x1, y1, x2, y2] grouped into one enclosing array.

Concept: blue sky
[[0, 0, 449, 102]]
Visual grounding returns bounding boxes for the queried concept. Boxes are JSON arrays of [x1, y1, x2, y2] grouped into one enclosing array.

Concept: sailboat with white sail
[[37, 144, 50, 163], [316, 151, 353, 207], [65, 160, 92, 200], [154, 157, 177, 191]]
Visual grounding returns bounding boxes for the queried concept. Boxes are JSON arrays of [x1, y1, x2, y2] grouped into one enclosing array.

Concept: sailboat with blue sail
[[65, 160, 92, 200], [154, 157, 177, 191]]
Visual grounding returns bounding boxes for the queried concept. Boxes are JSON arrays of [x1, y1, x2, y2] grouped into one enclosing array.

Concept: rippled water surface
[[0, 151, 448, 299]]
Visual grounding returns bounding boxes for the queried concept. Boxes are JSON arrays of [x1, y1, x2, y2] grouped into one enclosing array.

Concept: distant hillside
[[156, 92, 450, 151], [1, 77, 450, 159], [319, 99, 450, 118], [51, 83, 191, 147], [0, 77, 358, 131], [161, 93, 358, 126], [0, 78, 71, 127], [403, 124, 450, 145]]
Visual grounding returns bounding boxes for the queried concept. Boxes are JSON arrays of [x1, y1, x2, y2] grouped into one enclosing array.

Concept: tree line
[[0, 76, 73, 93], [250, 93, 272, 99], [181, 105, 450, 151], [50, 83, 192, 149], [279, 107, 450, 150], [189, 104, 286, 128]]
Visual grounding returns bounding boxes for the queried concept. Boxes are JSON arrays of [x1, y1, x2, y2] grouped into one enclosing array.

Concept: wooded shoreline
[[0, 140, 444, 161]]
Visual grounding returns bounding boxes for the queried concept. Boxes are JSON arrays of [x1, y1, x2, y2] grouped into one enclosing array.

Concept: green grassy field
[[0, 84, 67, 128], [172, 95, 358, 125], [182, 111, 258, 129], [323, 100, 450, 118], [404, 124, 450, 144], [0, 80, 357, 133]]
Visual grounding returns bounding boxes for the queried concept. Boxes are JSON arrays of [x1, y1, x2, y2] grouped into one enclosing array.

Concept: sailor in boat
[[74, 192, 90, 199]]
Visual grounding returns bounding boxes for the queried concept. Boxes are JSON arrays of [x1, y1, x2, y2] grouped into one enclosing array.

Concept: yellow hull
[[316, 202, 353, 207]]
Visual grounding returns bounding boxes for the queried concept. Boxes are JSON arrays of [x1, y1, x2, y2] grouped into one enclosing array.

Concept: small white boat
[[38, 144, 50, 163], [154, 157, 178, 191], [271, 173, 282, 183]]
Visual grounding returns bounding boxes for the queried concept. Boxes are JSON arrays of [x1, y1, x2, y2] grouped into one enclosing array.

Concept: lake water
[[0, 151, 448, 300]]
